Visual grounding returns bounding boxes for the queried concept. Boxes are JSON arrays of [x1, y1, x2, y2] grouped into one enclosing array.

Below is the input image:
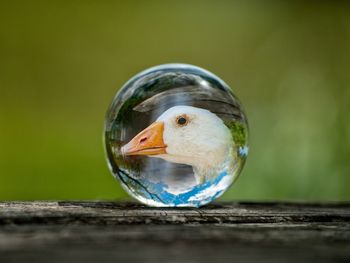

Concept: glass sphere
[[104, 64, 248, 207]]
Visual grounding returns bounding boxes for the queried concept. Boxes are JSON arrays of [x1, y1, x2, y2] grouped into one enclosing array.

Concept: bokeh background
[[1, 1, 349, 201]]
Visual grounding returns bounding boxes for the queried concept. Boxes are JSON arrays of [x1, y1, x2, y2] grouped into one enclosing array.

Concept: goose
[[121, 105, 234, 185]]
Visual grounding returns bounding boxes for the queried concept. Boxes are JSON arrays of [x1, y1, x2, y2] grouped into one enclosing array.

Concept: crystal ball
[[104, 64, 248, 207]]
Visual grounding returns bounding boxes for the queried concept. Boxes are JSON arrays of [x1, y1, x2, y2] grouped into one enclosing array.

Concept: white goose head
[[121, 105, 233, 184]]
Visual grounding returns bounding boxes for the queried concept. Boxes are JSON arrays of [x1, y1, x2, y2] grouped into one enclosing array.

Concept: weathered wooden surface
[[0, 201, 349, 263]]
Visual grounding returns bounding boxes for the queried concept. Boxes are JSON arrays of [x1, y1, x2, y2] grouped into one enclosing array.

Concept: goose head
[[121, 105, 232, 184]]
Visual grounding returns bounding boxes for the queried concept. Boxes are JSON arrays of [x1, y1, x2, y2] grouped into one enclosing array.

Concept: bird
[[121, 105, 234, 185]]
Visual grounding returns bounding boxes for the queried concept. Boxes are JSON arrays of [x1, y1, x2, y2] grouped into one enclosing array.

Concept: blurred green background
[[0, 1, 349, 201]]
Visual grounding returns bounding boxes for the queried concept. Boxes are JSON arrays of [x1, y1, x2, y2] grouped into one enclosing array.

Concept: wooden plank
[[0, 201, 349, 263]]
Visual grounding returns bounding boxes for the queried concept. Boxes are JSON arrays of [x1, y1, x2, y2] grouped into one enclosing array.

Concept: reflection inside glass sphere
[[104, 64, 248, 207]]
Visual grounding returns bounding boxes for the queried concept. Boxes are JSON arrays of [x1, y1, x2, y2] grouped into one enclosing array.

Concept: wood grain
[[0, 201, 349, 263]]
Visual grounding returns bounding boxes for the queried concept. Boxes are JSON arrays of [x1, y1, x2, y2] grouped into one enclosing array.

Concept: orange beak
[[121, 122, 167, 156]]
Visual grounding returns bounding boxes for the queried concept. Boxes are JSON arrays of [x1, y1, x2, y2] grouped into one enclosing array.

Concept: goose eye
[[176, 115, 188, 126]]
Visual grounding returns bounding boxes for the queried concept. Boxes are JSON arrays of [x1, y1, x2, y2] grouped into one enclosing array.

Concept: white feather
[[150, 105, 233, 184]]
